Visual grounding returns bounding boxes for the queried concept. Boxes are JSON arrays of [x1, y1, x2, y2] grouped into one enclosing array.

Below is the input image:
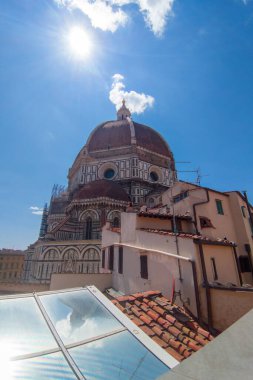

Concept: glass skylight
[[39, 289, 122, 345], [0, 286, 176, 379]]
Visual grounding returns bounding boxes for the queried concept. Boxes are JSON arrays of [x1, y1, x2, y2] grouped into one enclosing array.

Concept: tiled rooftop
[[139, 228, 236, 246], [138, 209, 192, 220], [112, 290, 214, 362]]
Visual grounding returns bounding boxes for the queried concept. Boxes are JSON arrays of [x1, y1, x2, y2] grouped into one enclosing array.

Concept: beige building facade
[[102, 211, 253, 332], [151, 181, 253, 285], [0, 249, 24, 283]]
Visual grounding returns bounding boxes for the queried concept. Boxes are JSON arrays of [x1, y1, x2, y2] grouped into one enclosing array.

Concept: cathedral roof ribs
[[66, 197, 128, 213], [50, 215, 71, 234], [85, 119, 173, 158], [72, 179, 130, 202]]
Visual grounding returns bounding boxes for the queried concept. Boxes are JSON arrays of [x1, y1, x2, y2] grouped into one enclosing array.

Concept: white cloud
[[109, 73, 154, 114], [56, 0, 128, 32], [55, 0, 175, 36], [30, 206, 43, 215], [137, 0, 174, 37]]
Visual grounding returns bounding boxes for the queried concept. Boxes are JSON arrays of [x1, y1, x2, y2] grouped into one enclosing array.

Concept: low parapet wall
[[50, 273, 112, 292], [0, 282, 49, 295], [210, 287, 253, 331]]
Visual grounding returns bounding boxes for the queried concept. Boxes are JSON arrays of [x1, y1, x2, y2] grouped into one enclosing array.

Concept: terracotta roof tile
[[129, 315, 144, 327], [139, 314, 152, 325], [141, 325, 156, 337], [139, 228, 236, 246], [138, 210, 192, 220], [152, 335, 168, 349], [165, 347, 185, 362], [112, 291, 213, 362]]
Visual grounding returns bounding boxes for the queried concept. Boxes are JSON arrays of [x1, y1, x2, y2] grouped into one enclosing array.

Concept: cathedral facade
[[24, 102, 176, 283]]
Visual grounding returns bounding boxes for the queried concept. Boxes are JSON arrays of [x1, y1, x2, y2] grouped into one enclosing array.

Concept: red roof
[[87, 119, 173, 158], [140, 228, 236, 246], [112, 290, 213, 362], [138, 210, 192, 220], [73, 180, 130, 202]]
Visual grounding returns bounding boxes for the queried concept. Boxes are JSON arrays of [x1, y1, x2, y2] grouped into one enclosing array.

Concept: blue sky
[[0, 0, 253, 249]]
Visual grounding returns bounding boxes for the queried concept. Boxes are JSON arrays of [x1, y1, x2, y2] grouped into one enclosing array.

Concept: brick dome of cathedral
[[73, 180, 130, 202], [86, 104, 173, 159]]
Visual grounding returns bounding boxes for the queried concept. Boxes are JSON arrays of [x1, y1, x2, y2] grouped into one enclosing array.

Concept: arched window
[[85, 217, 93, 240], [112, 216, 120, 228]]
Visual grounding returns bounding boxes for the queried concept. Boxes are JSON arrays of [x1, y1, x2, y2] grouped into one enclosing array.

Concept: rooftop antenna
[[176, 167, 208, 186], [196, 168, 201, 186], [195, 168, 209, 186]]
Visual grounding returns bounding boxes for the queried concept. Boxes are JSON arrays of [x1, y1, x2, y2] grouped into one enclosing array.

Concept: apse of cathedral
[[24, 102, 176, 283]]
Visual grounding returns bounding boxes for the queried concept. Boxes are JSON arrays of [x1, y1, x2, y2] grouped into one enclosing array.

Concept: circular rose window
[[104, 168, 115, 179], [150, 171, 159, 182]]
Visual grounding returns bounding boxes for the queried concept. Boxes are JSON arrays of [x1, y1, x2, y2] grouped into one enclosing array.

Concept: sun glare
[[67, 26, 92, 59], [0, 343, 14, 380]]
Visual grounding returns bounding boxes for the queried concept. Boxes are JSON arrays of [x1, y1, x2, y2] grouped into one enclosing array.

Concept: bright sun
[[67, 26, 92, 59]]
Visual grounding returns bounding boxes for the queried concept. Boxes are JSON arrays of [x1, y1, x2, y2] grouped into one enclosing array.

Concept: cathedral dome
[[86, 119, 172, 158], [86, 101, 173, 159], [68, 101, 176, 196], [73, 180, 130, 202]]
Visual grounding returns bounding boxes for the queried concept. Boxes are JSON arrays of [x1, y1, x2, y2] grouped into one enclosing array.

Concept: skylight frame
[[0, 286, 179, 379]]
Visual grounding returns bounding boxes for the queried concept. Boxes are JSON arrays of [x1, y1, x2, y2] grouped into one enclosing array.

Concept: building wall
[[29, 240, 101, 283], [0, 254, 24, 283], [160, 182, 253, 285], [196, 191, 237, 241], [227, 192, 253, 276], [107, 243, 198, 317], [102, 217, 199, 317], [202, 244, 240, 285], [50, 273, 112, 292], [210, 288, 253, 331], [0, 282, 49, 295], [102, 212, 252, 331]]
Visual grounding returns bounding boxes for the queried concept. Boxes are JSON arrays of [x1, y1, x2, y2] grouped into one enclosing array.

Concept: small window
[[239, 256, 251, 273], [245, 244, 251, 254], [118, 246, 123, 274], [241, 206, 246, 218], [199, 216, 214, 228], [112, 217, 120, 228], [173, 191, 189, 204], [210, 257, 218, 281], [140, 255, 148, 279], [85, 217, 92, 240], [104, 168, 115, 179], [108, 246, 114, 271], [215, 199, 224, 215]]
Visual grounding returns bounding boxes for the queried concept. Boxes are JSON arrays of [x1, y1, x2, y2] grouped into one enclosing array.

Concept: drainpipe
[[191, 260, 201, 321], [232, 246, 242, 286], [192, 189, 210, 234], [171, 195, 183, 281], [197, 241, 213, 330]]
